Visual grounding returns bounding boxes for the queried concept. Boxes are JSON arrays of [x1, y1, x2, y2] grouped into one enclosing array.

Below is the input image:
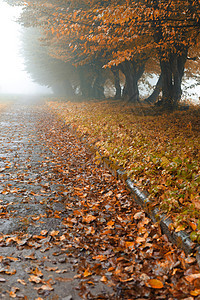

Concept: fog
[[0, 0, 52, 95]]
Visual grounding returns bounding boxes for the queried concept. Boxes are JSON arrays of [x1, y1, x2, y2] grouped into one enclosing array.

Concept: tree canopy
[[4, 0, 200, 107]]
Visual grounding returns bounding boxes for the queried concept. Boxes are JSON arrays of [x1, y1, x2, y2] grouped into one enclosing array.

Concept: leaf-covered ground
[[47, 99, 200, 240], [0, 98, 199, 299]]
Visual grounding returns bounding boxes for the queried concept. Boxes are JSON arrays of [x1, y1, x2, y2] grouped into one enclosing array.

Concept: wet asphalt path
[[0, 99, 85, 299]]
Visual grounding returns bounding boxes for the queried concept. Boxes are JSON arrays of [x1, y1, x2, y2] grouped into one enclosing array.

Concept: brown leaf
[[55, 277, 73, 282], [17, 279, 27, 286]]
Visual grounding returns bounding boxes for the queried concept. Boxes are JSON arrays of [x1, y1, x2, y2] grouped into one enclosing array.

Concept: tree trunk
[[158, 50, 187, 109], [52, 81, 74, 97], [144, 74, 162, 104], [120, 59, 145, 103], [111, 66, 121, 99], [120, 61, 139, 103], [79, 67, 93, 98], [92, 74, 105, 99]]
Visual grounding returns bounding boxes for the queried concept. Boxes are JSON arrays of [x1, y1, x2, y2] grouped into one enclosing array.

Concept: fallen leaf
[[6, 270, 16, 275], [175, 224, 186, 232], [83, 269, 92, 277], [92, 255, 107, 261], [190, 289, 200, 296], [100, 275, 108, 282], [17, 279, 27, 286], [185, 273, 200, 283], [7, 257, 19, 262], [82, 215, 97, 223], [146, 279, 164, 289], [50, 230, 59, 236], [55, 277, 73, 282], [40, 230, 48, 235], [32, 267, 43, 277], [29, 275, 42, 283]]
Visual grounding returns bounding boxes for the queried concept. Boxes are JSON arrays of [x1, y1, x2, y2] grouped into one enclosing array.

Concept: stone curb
[[54, 114, 200, 265], [101, 157, 196, 256]]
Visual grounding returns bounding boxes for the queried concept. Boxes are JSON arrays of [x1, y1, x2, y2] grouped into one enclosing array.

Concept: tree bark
[[144, 74, 162, 104], [120, 59, 145, 103], [79, 67, 93, 98], [158, 50, 187, 109], [52, 81, 74, 97], [92, 74, 105, 99], [111, 66, 121, 99]]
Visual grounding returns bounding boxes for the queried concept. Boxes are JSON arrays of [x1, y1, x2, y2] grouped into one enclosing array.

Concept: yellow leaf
[[175, 225, 186, 232]]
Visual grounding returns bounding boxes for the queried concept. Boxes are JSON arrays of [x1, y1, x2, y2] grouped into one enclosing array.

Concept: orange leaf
[[82, 215, 97, 223], [189, 222, 197, 231], [83, 269, 92, 277], [32, 267, 43, 277], [40, 230, 48, 235], [6, 270, 16, 275], [7, 257, 19, 261], [185, 273, 200, 283], [92, 255, 107, 261], [29, 275, 42, 284], [50, 230, 59, 236], [146, 279, 164, 289], [9, 291, 16, 298], [25, 253, 36, 260], [100, 275, 108, 282], [190, 289, 200, 296]]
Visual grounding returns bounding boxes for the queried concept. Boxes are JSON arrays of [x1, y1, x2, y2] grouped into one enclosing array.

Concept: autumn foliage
[[47, 99, 200, 237], [5, 0, 200, 106]]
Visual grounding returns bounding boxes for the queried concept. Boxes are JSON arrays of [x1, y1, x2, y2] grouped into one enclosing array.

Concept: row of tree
[[6, 0, 200, 108]]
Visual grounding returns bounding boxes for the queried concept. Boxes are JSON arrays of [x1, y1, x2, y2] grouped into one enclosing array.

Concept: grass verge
[[46, 98, 200, 243]]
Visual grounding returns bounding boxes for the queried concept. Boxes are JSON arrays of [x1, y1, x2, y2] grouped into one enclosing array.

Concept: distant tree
[[21, 27, 79, 96]]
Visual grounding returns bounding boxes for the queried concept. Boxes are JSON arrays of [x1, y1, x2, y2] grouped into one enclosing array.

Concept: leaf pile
[[47, 99, 200, 235], [34, 105, 200, 299]]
